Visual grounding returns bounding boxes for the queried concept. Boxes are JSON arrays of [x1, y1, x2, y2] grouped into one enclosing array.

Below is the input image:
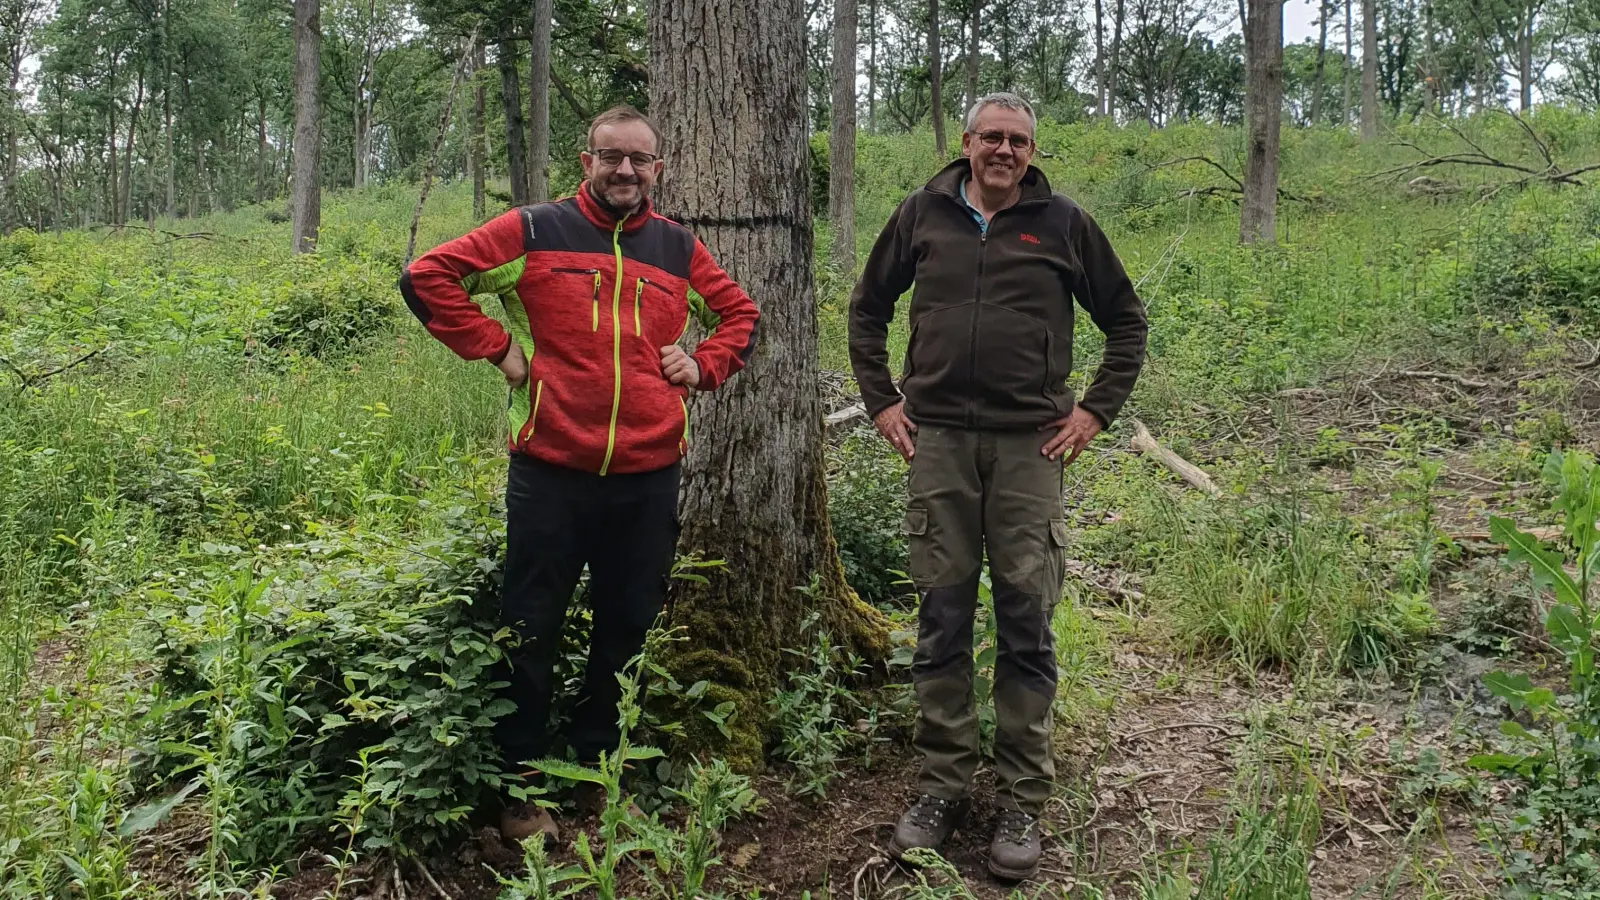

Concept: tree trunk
[[830, 0, 857, 274], [472, 44, 486, 221], [1095, 0, 1107, 116], [1342, 0, 1353, 123], [499, 39, 529, 207], [291, 0, 321, 253], [256, 95, 268, 203], [1519, 19, 1533, 111], [527, 0, 553, 202], [1242, 0, 1282, 244], [1311, 0, 1329, 124], [929, 0, 946, 156], [1360, 0, 1377, 138], [121, 69, 144, 223], [965, 0, 981, 114], [1109, 0, 1124, 120], [867, 0, 878, 133], [650, 0, 889, 767]]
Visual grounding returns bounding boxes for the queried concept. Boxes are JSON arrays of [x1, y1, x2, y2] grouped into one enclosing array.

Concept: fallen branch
[[414, 858, 453, 900], [825, 401, 867, 434], [1396, 369, 1496, 389], [1129, 419, 1221, 497], [0, 346, 110, 389]]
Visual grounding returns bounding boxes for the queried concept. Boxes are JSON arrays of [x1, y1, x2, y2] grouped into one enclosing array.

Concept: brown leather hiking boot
[[889, 794, 971, 860], [499, 801, 559, 845], [987, 808, 1042, 881]]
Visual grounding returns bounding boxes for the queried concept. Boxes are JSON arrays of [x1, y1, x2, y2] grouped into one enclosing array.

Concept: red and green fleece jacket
[[400, 187, 760, 475]]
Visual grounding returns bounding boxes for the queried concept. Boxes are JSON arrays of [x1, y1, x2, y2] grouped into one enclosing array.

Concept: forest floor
[[104, 335, 1599, 900]]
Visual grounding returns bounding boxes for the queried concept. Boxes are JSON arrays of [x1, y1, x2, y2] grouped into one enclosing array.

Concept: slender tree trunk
[[1109, 0, 1124, 120], [407, 31, 476, 265], [472, 45, 486, 221], [867, 0, 878, 133], [291, 0, 322, 253], [1360, 0, 1378, 138], [1095, 0, 1107, 116], [498, 39, 529, 207], [121, 69, 144, 223], [527, 0, 552, 202], [1242, 0, 1282, 244], [1343, 0, 1353, 123], [1311, 0, 1329, 124], [929, 0, 946, 155], [1519, 19, 1533, 110], [256, 95, 268, 203], [650, 0, 889, 767], [830, 0, 857, 273], [965, 0, 981, 114]]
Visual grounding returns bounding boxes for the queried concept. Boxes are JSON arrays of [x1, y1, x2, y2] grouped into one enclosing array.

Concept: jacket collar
[[576, 181, 654, 232], [926, 157, 1052, 207]]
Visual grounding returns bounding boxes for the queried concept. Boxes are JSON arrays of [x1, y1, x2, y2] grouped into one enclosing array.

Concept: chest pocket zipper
[[550, 267, 602, 331], [634, 279, 645, 336]]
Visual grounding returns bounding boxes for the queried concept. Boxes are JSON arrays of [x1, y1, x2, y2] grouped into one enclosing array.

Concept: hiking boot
[[987, 808, 1042, 881], [499, 801, 559, 846], [889, 794, 971, 860]]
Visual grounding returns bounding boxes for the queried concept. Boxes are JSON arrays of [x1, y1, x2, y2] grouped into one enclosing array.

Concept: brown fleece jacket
[[848, 158, 1148, 431]]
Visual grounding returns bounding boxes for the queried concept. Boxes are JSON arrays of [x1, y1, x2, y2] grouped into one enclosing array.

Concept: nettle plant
[[1470, 450, 1600, 893]]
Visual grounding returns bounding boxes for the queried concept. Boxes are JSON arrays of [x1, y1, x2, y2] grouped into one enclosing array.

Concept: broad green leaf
[[1491, 517, 1581, 608], [1467, 752, 1527, 772], [118, 779, 201, 836], [1547, 604, 1589, 654], [526, 758, 606, 784], [1484, 671, 1537, 710], [1500, 720, 1536, 740], [623, 746, 665, 763]]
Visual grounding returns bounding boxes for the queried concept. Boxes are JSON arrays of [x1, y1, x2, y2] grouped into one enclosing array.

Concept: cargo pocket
[[904, 507, 930, 587], [1047, 517, 1069, 603]]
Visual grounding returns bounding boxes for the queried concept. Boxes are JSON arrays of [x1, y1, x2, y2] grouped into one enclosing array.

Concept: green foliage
[[825, 430, 911, 606], [767, 603, 871, 798], [133, 476, 516, 863], [255, 255, 400, 361], [497, 629, 762, 900], [1468, 451, 1600, 896]]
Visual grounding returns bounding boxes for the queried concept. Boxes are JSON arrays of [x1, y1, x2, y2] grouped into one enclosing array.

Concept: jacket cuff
[[690, 350, 721, 391], [486, 334, 513, 366]]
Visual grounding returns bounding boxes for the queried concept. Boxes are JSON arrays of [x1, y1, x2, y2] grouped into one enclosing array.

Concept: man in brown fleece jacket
[[848, 92, 1148, 881]]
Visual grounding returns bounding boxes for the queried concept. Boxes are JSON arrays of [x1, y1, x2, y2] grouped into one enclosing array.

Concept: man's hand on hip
[[660, 345, 701, 389], [1040, 406, 1102, 464], [873, 400, 918, 463], [497, 343, 529, 388]]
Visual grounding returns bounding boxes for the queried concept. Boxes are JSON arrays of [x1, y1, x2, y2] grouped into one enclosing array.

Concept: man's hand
[[497, 343, 529, 388], [873, 400, 918, 462], [1040, 406, 1102, 464], [660, 345, 701, 389]]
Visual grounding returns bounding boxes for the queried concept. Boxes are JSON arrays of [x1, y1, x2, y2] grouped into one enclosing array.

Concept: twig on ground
[[1120, 721, 1246, 742], [1, 345, 110, 389], [415, 858, 452, 900], [1396, 369, 1496, 389], [1576, 339, 1600, 370], [1129, 419, 1222, 497]]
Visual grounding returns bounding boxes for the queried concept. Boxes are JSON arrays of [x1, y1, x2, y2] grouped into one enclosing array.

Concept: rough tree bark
[[830, 0, 857, 273], [527, 0, 552, 202], [1518, 19, 1533, 111], [650, 0, 890, 767], [498, 39, 529, 207], [1109, 0, 1124, 120], [291, 0, 321, 253], [929, 0, 946, 156], [1311, 0, 1329, 124], [1241, 0, 1282, 244], [1360, 0, 1377, 138], [965, 0, 982, 114], [471, 44, 486, 221]]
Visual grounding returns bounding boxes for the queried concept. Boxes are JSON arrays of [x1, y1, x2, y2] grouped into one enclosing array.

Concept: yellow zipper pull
[[634, 279, 644, 336], [591, 272, 601, 331]]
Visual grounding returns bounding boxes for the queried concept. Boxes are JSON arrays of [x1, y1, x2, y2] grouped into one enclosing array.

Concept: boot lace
[[908, 795, 958, 830], [993, 809, 1038, 846]]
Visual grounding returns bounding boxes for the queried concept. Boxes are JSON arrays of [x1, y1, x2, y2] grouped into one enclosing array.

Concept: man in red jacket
[[400, 105, 759, 841]]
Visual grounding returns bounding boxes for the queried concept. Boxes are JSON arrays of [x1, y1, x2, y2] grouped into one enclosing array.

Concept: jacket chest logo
[[1019, 233, 1041, 245]]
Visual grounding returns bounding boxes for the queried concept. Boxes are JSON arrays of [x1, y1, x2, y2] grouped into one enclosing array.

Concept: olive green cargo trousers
[[904, 427, 1066, 816]]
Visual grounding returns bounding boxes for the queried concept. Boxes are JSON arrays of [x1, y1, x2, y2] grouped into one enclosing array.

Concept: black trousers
[[496, 452, 680, 769]]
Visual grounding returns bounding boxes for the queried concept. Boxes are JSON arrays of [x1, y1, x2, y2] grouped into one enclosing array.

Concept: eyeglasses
[[972, 130, 1033, 151], [590, 148, 661, 168]]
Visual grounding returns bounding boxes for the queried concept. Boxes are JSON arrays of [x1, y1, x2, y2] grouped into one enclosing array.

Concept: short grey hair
[[964, 92, 1036, 134]]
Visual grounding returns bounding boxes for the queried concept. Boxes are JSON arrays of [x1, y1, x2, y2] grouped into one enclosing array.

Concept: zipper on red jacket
[[599, 221, 626, 475], [553, 267, 602, 331]]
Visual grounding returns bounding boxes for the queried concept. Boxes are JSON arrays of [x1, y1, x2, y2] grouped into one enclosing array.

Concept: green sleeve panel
[[460, 256, 526, 297]]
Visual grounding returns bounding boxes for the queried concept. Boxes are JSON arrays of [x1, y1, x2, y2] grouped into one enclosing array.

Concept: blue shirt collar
[[958, 177, 988, 234]]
